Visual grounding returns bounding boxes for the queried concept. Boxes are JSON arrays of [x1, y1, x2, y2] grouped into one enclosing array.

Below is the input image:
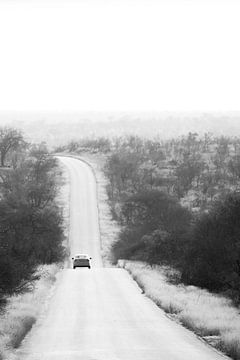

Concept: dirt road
[[16, 156, 228, 360]]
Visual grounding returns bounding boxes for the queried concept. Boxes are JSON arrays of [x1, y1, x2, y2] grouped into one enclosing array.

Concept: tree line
[[60, 133, 240, 301], [60, 133, 240, 210], [0, 127, 65, 300]]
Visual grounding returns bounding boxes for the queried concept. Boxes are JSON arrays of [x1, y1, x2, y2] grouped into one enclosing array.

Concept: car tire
[[73, 266, 76, 269], [88, 266, 91, 269]]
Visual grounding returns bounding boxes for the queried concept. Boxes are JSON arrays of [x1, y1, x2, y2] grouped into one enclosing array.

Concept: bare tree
[[0, 127, 26, 167]]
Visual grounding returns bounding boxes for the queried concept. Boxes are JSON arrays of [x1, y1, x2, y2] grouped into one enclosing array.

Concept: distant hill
[[0, 111, 240, 147]]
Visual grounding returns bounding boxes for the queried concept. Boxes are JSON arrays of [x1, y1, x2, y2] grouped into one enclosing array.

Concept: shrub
[[182, 192, 240, 298], [112, 227, 145, 262], [112, 190, 192, 266]]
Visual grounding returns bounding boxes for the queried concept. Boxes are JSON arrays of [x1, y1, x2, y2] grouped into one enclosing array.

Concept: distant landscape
[[1, 112, 240, 147]]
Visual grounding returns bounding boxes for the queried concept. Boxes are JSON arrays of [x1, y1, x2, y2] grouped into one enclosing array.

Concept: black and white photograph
[[0, 0, 239, 359]]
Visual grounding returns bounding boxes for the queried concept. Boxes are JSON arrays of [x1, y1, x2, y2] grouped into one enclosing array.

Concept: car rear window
[[75, 255, 88, 259]]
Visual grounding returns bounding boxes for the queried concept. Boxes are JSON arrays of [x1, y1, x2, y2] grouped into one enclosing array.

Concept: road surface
[[16, 156, 228, 360]]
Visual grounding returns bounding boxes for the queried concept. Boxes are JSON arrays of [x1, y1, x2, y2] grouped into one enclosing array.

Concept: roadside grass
[[220, 331, 240, 360], [0, 264, 60, 359], [56, 159, 70, 259], [119, 260, 240, 360]]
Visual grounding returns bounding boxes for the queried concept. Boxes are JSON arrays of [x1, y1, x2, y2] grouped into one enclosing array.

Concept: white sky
[[0, 0, 239, 112]]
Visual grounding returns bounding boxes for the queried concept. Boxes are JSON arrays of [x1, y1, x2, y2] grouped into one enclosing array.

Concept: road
[[16, 156, 228, 360]]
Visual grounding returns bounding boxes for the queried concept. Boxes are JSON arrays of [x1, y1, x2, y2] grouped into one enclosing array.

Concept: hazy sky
[[0, 0, 239, 113]]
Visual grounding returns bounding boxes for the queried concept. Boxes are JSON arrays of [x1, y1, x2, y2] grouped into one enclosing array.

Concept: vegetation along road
[[16, 156, 228, 360]]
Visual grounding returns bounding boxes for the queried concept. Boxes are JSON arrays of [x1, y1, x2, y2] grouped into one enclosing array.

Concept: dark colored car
[[72, 254, 92, 269]]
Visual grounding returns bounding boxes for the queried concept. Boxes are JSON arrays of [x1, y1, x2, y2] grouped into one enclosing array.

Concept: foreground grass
[[119, 260, 240, 360], [0, 264, 60, 360]]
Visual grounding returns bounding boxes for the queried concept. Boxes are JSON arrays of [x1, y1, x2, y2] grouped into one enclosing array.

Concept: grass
[[220, 331, 240, 360], [0, 264, 60, 359], [119, 260, 240, 359], [56, 159, 71, 258]]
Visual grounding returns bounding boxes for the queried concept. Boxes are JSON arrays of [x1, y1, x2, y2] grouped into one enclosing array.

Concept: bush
[[112, 227, 145, 262], [182, 192, 240, 298], [112, 190, 192, 265]]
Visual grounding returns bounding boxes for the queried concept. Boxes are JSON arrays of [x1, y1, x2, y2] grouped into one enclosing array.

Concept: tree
[[185, 132, 199, 154], [228, 155, 240, 184], [138, 161, 157, 190], [0, 144, 65, 296], [182, 192, 240, 299], [112, 190, 192, 265], [142, 229, 171, 266], [128, 190, 191, 234], [104, 151, 142, 199], [175, 153, 204, 197], [213, 136, 230, 173], [203, 132, 213, 152], [0, 127, 26, 167], [112, 227, 146, 262]]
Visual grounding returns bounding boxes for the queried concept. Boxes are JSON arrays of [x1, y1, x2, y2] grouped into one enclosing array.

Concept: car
[[72, 254, 92, 269]]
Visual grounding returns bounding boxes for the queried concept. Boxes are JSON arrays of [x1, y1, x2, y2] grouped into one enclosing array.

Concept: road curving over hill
[[16, 156, 229, 360]]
